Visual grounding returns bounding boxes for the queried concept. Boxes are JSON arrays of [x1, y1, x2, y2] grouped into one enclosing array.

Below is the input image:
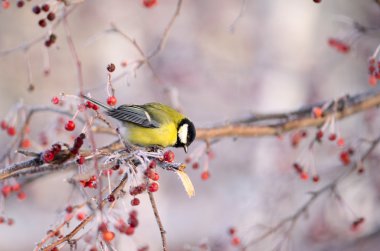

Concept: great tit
[[82, 96, 196, 153]]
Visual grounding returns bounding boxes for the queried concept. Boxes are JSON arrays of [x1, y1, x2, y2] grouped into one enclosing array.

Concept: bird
[[82, 95, 196, 153]]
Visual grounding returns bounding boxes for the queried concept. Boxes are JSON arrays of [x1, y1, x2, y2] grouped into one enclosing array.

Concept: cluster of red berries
[[368, 57, 380, 86], [33, 4, 55, 25], [327, 38, 350, 54], [145, 164, 160, 182], [79, 175, 97, 189], [293, 163, 319, 182], [0, 120, 16, 136], [130, 184, 147, 196], [0, 216, 14, 226], [143, 0, 158, 8], [185, 155, 211, 181], [1, 183, 26, 200], [70, 133, 85, 155], [85, 101, 99, 111], [115, 210, 139, 236], [314, 129, 345, 146], [41, 143, 62, 163], [339, 147, 354, 166], [228, 227, 241, 246]]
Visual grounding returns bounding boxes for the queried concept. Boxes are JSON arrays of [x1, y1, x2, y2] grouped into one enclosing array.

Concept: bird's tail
[[81, 95, 111, 110]]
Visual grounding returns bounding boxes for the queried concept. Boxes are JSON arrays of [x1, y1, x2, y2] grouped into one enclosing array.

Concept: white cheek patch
[[178, 124, 189, 144]]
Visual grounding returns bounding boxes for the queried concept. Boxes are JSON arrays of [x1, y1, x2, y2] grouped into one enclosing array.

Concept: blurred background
[[1, 0, 380, 250]]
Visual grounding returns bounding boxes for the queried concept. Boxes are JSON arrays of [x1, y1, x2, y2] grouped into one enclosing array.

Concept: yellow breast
[[125, 123, 178, 147]]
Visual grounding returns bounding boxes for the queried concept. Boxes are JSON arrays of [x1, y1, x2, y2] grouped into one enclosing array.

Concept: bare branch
[[242, 134, 380, 249], [148, 191, 167, 251], [40, 171, 129, 251], [196, 89, 380, 140]]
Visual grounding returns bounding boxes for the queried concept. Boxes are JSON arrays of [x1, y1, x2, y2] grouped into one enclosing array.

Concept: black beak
[[183, 145, 188, 153]]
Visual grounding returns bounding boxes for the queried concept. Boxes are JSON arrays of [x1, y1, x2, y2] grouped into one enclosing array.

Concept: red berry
[[7, 126, 16, 136], [148, 182, 159, 192], [192, 162, 199, 169], [11, 183, 21, 192], [7, 218, 14, 226], [76, 155, 85, 165], [17, 191, 27, 200], [32, 5, 41, 14], [312, 107, 323, 118], [47, 12, 55, 21], [21, 138, 31, 148], [41, 3, 49, 12], [51, 96, 60, 104], [125, 226, 135, 235], [312, 175, 320, 183], [108, 194, 115, 202], [163, 150, 175, 162], [129, 210, 138, 218], [0, 217, 4, 224], [17, 1, 24, 8], [51, 143, 62, 154], [231, 236, 241, 246], [77, 212, 86, 221], [143, 0, 158, 8], [66, 206, 73, 213], [201, 171, 210, 180], [300, 171, 309, 180], [65, 120, 75, 131], [107, 63, 115, 72], [2, 1, 10, 9], [152, 172, 160, 181], [102, 231, 115, 242], [1, 120, 8, 130], [128, 217, 139, 228], [148, 160, 157, 169], [313, 0, 321, 3], [340, 151, 351, 166], [42, 150, 55, 163], [337, 138, 345, 147], [328, 133, 337, 141], [107, 96, 117, 106], [228, 227, 236, 235], [38, 19, 47, 28], [2, 186, 11, 197], [316, 130, 323, 141], [131, 198, 140, 206], [369, 75, 377, 86]]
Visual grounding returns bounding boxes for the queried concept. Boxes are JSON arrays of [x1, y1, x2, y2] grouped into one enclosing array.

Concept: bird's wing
[[106, 105, 160, 128]]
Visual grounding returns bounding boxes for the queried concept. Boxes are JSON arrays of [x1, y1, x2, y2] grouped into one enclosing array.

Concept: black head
[[175, 118, 196, 153]]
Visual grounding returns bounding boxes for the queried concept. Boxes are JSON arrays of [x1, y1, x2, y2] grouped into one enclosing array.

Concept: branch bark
[[196, 88, 380, 140]]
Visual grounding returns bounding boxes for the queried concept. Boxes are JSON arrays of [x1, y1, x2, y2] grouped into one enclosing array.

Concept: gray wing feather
[[106, 105, 160, 128]]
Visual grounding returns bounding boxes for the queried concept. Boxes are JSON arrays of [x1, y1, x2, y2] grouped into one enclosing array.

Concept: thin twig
[[147, 0, 184, 59], [40, 172, 129, 251], [242, 134, 380, 249], [148, 191, 167, 251]]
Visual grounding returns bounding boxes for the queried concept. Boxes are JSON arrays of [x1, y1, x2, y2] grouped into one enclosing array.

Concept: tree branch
[[196, 88, 380, 140]]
